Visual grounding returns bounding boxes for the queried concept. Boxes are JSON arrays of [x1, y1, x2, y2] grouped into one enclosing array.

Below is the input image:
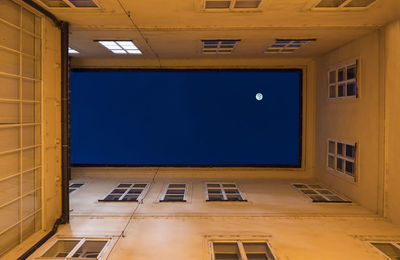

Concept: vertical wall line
[[60, 22, 70, 223]]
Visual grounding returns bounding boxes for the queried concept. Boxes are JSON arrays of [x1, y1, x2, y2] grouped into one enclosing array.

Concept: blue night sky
[[70, 71, 301, 166]]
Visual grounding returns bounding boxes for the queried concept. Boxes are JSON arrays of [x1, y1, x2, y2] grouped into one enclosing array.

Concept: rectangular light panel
[[98, 40, 142, 55]]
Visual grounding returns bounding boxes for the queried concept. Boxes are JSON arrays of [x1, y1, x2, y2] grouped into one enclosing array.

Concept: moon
[[256, 93, 263, 101]]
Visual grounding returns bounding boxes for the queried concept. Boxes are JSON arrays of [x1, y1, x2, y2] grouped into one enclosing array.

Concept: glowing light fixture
[[68, 47, 79, 54], [97, 40, 142, 55]]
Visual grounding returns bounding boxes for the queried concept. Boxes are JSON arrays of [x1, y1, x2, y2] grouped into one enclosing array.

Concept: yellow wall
[[384, 20, 400, 224], [2, 10, 62, 259], [315, 31, 384, 213]]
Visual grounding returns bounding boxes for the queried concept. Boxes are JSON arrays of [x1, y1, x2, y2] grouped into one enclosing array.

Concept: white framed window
[[210, 240, 276, 260], [39, 238, 111, 259], [205, 183, 246, 201], [328, 60, 358, 99], [69, 183, 84, 194], [160, 183, 187, 202], [292, 183, 351, 203], [98, 183, 149, 202], [327, 139, 357, 181], [36, 0, 99, 8], [369, 241, 400, 260]]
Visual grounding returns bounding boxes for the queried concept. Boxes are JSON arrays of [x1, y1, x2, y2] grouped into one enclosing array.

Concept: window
[[211, 240, 276, 260], [98, 183, 149, 202], [327, 139, 357, 181], [201, 40, 239, 54], [265, 39, 315, 54], [0, 0, 42, 256], [40, 238, 110, 259], [204, 0, 261, 10], [160, 183, 187, 202], [37, 0, 98, 8], [328, 61, 358, 99], [370, 242, 400, 260], [313, 0, 376, 9], [69, 183, 84, 194], [96, 40, 142, 54], [292, 183, 351, 202], [206, 183, 246, 201]]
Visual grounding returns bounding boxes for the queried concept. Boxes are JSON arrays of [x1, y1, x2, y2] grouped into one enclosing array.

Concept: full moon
[[256, 93, 263, 101]]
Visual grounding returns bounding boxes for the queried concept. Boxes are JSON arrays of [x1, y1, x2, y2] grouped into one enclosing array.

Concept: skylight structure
[[68, 47, 79, 54], [97, 41, 142, 54], [265, 39, 314, 54]]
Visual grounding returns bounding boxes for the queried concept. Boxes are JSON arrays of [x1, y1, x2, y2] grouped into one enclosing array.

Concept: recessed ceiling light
[[68, 47, 79, 54], [97, 40, 142, 55]]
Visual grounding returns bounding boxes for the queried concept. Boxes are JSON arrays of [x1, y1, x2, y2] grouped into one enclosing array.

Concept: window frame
[[98, 183, 150, 202], [209, 239, 276, 260], [291, 183, 351, 203], [327, 139, 357, 183], [203, 0, 263, 11], [38, 237, 112, 259], [205, 183, 247, 202], [368, 241, 400, 260], [160, 183, 188, 202], [327, 59, 359, 100]]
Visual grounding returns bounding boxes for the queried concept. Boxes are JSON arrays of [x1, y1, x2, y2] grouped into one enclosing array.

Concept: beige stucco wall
[[315, 31, 384, 213], [384, 20, 400, 224]]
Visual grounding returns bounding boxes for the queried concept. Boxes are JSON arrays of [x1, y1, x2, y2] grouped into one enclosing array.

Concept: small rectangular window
[[99, 183, 149, 202], [292, 183, 351, 203], [40, 238, 110, 259], [211, 240, 275, 260], [160, 183, 187, 202], [206, 183, 246, 201], [328, 61, 358, 99], [327, 139, 357, 181], [370, 242, 400, 259]]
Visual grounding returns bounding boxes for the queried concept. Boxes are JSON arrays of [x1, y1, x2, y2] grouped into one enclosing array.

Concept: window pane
[[347, 64, 357, 79], [345, 161, 354, 175], [329, 71, 336, 84], [0, 75, 19, 99], [0, 126, 19, 153], [337, 143, 344, 155], [0, 101, 19, 124], [0, 175, 20, 205], [0, 0, 20, 26], [214, 243, 240, 260], [338, 84, 345, 97], [347, 82, 356, 96], [328, 141, 335, 154], [22, 32, 35, 56], [329, 85, 336, 98], [345, 144, 355, 158], [338, 68, 344, 82], [371, 243, 400, 259], [0, 224, 20, 256], [22, 8, 35, 34], [0, 22, 20, 51], [72, 240, 108, 258], [0, 152, 20, 179], [328, 155, 335, 169], [337, 158, 344, 172], [0, 200, 19, 233], [0, 48, 19, 76], [42, 240, 80, 257]]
